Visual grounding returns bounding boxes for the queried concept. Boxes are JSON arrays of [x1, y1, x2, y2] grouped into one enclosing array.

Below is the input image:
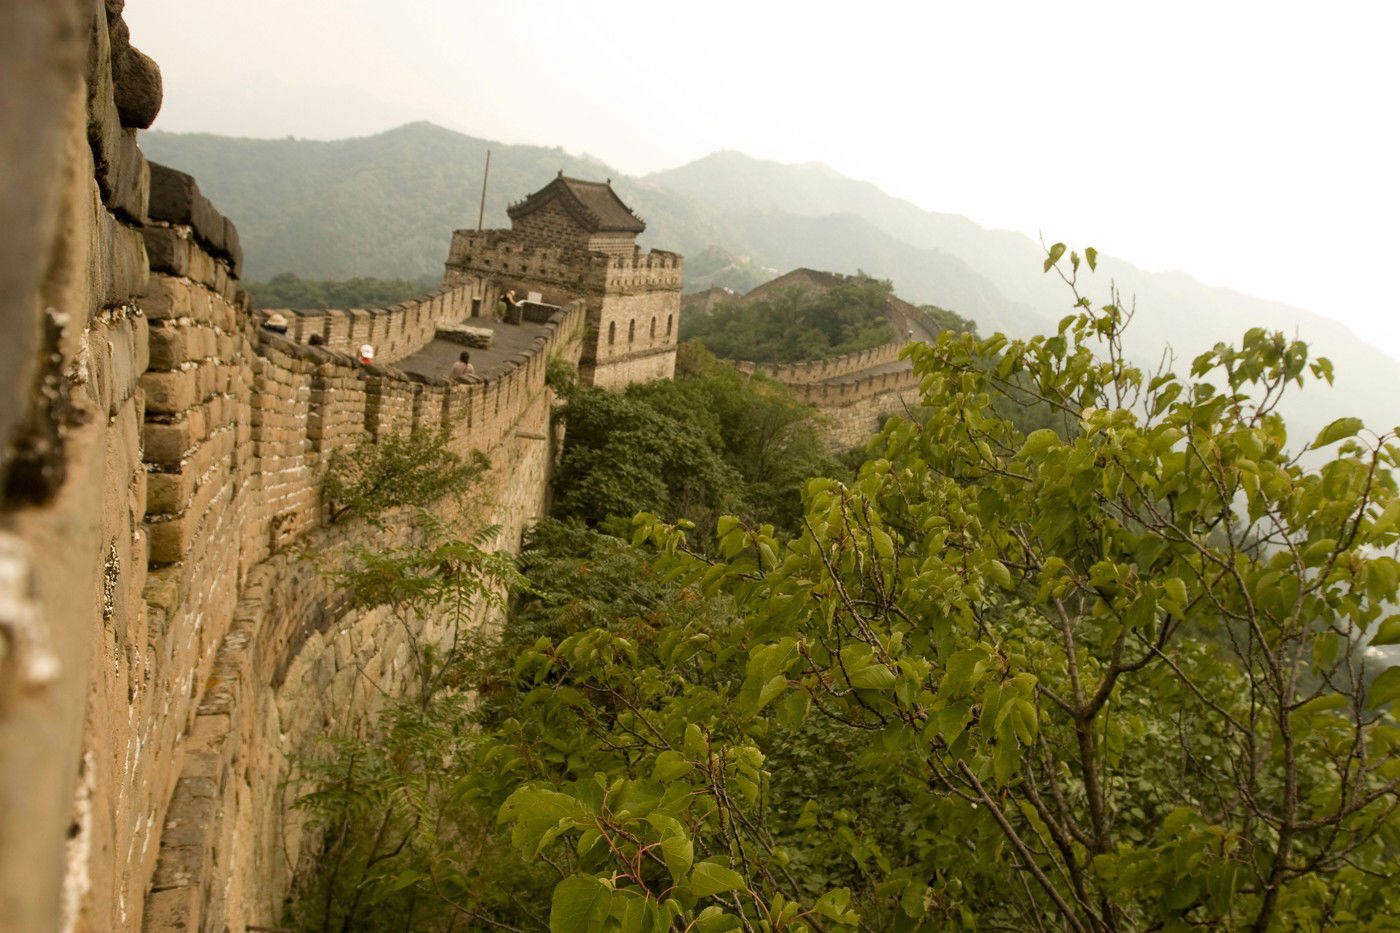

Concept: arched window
[[608, 321, 616, 345], [628, 319, 635, 343], [666, 314, 673, 336], [649, 317, 656, 339]]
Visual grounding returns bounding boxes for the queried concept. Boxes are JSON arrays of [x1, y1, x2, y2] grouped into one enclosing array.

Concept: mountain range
[[138, 122, 1397, 444]]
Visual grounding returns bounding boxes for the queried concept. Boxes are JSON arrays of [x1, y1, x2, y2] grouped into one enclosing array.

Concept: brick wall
[[585, 288, 682, 388], [509, 197, 592, 251], [732, 341, 905, 385], [448, 232, 684, 390], [0, 5, 590, 930]]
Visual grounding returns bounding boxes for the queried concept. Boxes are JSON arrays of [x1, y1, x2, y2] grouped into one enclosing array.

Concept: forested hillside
[[288, 286, 1400, 931]]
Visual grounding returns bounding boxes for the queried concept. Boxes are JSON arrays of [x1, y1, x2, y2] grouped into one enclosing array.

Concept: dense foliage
[[291, 249, 1400, 932], [248, 271, 439, 310], [552, 343, 844, 535], [681, 276, 897, 363], [919, 303, 978, 336], [324, 428, 488, 525]]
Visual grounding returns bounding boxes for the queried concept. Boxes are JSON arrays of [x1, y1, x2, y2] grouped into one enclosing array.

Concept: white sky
[[126, 0, 1400, 360]]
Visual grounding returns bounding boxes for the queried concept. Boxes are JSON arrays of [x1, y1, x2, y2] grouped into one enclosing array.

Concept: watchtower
[[444, 174, 683, 388]]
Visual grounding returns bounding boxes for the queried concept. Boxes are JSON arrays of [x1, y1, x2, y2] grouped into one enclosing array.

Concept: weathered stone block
[[141, 226, 188, 277], [437, 322, 495, 349], [109, 18, 161, 129], [143, 419, 197, 465], [146, 325, 186, 370], [148, 512, 194, 563], [141, 369, 195, 413], [145, 470, 193, 516], [143, 884, 201, 932], [141, 276, 192, 321]]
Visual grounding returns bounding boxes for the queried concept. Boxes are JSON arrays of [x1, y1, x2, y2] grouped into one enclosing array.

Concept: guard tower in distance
[[444, 173, 683, 388]]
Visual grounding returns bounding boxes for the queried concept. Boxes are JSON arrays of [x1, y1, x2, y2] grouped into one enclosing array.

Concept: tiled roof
[[509, 174, 646, 234]]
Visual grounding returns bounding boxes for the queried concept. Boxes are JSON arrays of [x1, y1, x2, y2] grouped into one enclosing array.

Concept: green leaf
[[985, 559, 1012, 590], [1312, 417, 1364, 448], [1367, 667, 1400, 710], [499, 787, 591, 857], [688, 861, 747, 898], [813, 887, 859, 923], [776, 690, 811, 729], [683, 723, 706, 758], [1043, 242, 1066, 273], [651, 750, 692, 782], [550, 874, 613, 933], [1372, 616, 1400, 647], [657, 834, 693, 883], [1293, 694, 1348, 717], [1085, 246, 1098, 271], [1018, 428, 1059, 459], [691, 906, 742, 933], [849, 663, 898, 690]]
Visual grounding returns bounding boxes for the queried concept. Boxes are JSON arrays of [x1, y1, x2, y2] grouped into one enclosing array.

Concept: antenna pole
[[477, 149, 491, 232]]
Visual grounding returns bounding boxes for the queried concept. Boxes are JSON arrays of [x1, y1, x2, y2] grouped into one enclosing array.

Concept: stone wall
[[733, 346, 923, 451], [510, 197, 592, 252], [447, 231, 683, 389], [0, 5, 587, 931], [586, 286, 682, 389], [268, 277, 491, 364], [789, 369, 923, 450], [732, 341, 904, 385]]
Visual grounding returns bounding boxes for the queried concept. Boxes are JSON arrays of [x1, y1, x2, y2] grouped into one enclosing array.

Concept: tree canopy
[[290, 250, 1400, 932], [248, 271, 439, 310], [681, 276, 898, 364]]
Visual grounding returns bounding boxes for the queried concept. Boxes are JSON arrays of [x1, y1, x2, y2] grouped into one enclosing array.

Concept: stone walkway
[[396, 316, 554, 382]]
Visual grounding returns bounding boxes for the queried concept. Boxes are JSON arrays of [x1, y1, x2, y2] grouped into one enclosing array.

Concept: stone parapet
[[265, 277, 483, 365], [732, 341, 906, 385]]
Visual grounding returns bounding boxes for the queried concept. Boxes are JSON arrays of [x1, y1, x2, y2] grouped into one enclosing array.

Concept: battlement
[[782, 365, 922, 406], [732, 341, 906, 385], [604, 249, 684, 290], [261, 276, 488, 365]]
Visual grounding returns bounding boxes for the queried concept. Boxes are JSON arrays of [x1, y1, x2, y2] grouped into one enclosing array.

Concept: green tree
[[293, 251, 1400, 931], [682, 276, 897, 363], [552, 343, 841, 535], [249, 271, 439, 310], [510, 252, 1400, 930]]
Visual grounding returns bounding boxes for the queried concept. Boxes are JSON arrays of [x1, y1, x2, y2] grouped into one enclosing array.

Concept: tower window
[[628, 319, 635, 343], [649, 317, 656, 339], [666, 314, 673, 336], [608, 321, 616, 345]]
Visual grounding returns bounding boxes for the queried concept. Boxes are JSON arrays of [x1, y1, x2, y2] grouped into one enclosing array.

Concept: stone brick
[[148, 511, 194, 563], [143, 419, 197, 465], [140, 369, 195, 413], [141, 276, 193, 322], [143, 884, 201, 932], [141, 226, 189, 277], [147, 325, 186, 370]]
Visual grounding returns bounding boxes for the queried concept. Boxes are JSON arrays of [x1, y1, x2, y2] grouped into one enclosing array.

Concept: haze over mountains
[[140, 121, 1397, 443]]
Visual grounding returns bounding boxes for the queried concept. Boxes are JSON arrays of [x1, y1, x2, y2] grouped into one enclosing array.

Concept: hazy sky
[[126, 1, 1400, 360]]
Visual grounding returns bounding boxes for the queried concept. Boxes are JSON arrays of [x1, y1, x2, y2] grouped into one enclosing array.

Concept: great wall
[[725, 269, 940, 449], [0, 5, 937, 931]]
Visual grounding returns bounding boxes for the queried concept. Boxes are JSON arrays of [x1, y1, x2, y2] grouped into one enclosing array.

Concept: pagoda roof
[[508, 173, 646, 234]]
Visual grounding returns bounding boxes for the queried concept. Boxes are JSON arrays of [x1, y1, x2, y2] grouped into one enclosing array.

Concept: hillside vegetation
[[248, 272, 439, 309], [681, 275, 897, 363], [287, 273, 1400, 931]]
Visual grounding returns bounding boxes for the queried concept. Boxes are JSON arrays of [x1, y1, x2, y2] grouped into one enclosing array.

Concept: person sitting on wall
[[262, 312, 289, 334], [358, 344, 375, 365], [501, 288, 523, 325], [449, 350, 475, 381]]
